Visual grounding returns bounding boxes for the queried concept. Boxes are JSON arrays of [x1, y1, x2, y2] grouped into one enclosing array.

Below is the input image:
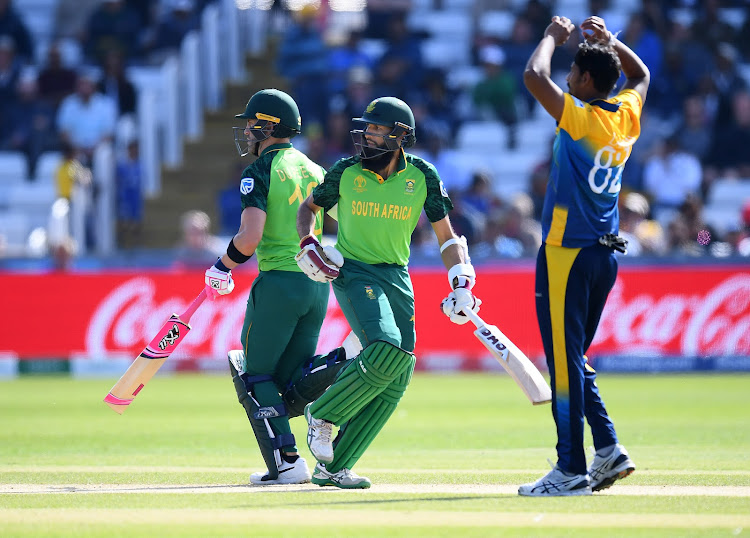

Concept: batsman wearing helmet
[[518, 16, 649, 496], [295, 97, 482, 488], [204, 89, 360, 485]]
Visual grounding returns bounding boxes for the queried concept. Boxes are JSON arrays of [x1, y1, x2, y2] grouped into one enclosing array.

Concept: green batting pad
[[310, 341, 414, 425], [326, 365, 414, 473]]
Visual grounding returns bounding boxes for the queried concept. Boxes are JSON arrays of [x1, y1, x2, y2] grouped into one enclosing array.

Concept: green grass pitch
[[1, 372, 749, 536]]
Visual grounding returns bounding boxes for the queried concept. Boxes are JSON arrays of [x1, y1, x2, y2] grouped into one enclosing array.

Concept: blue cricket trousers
[[535, 242, 620, 475]]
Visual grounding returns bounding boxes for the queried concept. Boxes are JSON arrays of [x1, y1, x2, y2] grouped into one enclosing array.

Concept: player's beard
[[250, 140, 262, 157], [360, 147, 394, 173]]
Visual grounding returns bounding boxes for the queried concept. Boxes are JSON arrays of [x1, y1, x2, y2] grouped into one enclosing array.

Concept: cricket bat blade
[[103, 288, 208, 413], [462, 308, 552, 405]]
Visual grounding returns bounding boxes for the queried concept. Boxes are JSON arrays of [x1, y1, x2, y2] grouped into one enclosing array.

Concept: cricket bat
[[462, 308, 552, 405], [103, 288, 208, 414]]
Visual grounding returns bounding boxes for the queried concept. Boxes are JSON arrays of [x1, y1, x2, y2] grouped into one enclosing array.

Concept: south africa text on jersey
[[351, 201, 413, 220]]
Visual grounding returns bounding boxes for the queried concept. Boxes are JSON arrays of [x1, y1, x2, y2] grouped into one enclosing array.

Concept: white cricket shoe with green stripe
[[311, 463, 371, 489]]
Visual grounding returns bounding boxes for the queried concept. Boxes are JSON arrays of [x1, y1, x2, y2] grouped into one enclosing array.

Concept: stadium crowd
[[1, 0, 750, 261]]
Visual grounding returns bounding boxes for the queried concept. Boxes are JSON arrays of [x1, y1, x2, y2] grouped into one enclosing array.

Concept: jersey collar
[[260, 142, 292, 156], [589, 98, 621, 112]]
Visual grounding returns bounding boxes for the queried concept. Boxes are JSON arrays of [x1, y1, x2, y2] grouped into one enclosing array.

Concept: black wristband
[[226, 238, 252, 264]]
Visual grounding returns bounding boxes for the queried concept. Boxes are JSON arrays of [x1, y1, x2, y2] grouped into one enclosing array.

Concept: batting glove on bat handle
[[440, 290, 482, 325], [295, 235, 344, 283], [205, 259, 235, 298]]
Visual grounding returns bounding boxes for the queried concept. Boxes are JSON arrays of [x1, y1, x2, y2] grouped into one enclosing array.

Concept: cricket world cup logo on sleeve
[[479, 328, 510, 362]]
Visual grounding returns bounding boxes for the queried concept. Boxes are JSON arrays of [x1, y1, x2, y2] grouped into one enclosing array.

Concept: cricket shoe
[[588, 443, 635, 492], [311, 463, 371, 489], [518, 463, 592, 497], [250, 456, 311, 485], [305, 403, 334, 463]]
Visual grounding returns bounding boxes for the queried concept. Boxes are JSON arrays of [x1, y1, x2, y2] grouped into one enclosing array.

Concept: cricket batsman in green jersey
[[204, 89, 361, 486], [295, 97, 484, 488]]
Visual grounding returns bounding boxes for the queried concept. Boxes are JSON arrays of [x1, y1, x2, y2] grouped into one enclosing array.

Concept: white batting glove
[[205, 263, 235, 296], [441, 290, 482, 325], [295, 235, 344, 282]]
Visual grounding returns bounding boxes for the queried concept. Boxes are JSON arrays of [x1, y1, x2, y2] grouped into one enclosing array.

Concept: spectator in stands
[[0, 72, 59, 177], [115, 139, 143, 248], [419, 68, 457, 138], [0, 0, 33, 63], [98, 49, 136, 116], [648, 43, 696, 121], [643, 133, 702, 226], [674, 94, 713, 161], [677, 193, 718, 256], [55, 140, 95, 249], [486, 193, 542, 258], [56, 67, 118, 167], [412, 127, 470, 193], [276, 4, 328, 125], [461, 169, 501, 225], [372, 11, 425, 98], [472, 44, 518, 148], [326, 30, 373, 96], [708, 43, 747, 129], [37, 42, 78, 109], [332, 65, 375, 122], [173, 209, 223, 269], [519, 0, 554, 38], [693, 0, 738, 53], [503, 18, 539, 117], [618, 191, 666, 256], [318, 107, 356, 167], [665, 213, 703, 257], [704, 90, 750, 191], [0, 34, 21, 123], [619, 11, 663, 85], [363, 0, 411, 40], [142, 0, 200, 63], [82, 0, 142, 65]]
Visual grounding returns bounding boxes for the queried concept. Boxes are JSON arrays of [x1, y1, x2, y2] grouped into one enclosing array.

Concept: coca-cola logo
[[84, 278, 350, 357], [594, 274, 750, 356]]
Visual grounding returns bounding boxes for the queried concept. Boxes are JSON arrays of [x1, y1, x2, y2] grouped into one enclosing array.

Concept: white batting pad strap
[[448, 263, 475, 289]]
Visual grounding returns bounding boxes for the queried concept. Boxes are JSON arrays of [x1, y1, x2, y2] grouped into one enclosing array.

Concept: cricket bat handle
[[461, 307, 487, 330]]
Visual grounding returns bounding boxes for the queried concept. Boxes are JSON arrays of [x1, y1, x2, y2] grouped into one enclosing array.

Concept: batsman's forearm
[[524, 35, 556, 82], [296, 200, 318, 239], [612, 37, 649, 83]]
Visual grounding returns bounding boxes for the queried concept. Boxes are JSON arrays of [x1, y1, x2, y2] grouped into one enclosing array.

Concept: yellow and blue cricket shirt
[[541, 89, 643, 247]]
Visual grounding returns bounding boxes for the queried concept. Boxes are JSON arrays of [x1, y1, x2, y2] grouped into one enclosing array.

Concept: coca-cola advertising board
[[1, 265, 748, 371]]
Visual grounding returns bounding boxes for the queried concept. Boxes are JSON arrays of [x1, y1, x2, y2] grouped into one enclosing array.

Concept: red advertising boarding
[[1, 265, 748, 367]]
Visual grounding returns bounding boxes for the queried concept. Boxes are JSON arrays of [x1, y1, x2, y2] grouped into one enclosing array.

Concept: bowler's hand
[[544, 16, 576, 46], [580, 16, 611, 44]]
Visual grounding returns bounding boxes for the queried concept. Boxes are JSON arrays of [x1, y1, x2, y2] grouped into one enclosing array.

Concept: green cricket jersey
[[312, 149, 453, 266], [240, 143, 325, 272]]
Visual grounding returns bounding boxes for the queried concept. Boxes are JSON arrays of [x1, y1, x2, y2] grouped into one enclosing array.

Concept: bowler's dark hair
[[575, 42, 621, 94]]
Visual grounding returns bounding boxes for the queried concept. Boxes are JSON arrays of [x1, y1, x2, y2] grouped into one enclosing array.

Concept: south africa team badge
[[405, 179, 415, 194]]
